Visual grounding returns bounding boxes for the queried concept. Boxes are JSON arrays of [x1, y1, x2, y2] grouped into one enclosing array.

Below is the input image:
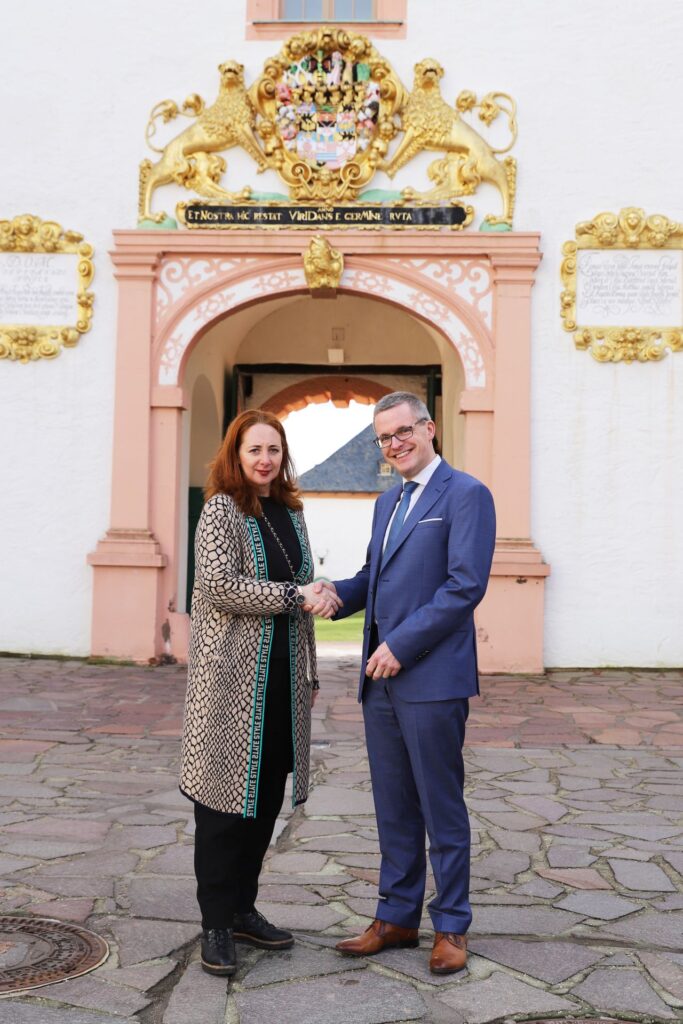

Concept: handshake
[[298, 580, 342, 620]]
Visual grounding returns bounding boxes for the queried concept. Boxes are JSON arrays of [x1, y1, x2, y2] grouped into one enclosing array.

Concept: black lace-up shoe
[[233, 909, 294, 949], [200, 928, 237, 975]]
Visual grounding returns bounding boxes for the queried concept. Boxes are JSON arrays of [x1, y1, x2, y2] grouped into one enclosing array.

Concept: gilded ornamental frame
[[560, 207, 683, 363], [0, 214, 95, 363]]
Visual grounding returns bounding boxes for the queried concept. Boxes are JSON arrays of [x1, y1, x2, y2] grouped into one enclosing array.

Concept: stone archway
[[88, 229, 548, 671]]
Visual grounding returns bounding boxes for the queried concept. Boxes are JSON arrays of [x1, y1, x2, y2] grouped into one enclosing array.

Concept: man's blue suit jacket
[[334, 460, 496, 702]]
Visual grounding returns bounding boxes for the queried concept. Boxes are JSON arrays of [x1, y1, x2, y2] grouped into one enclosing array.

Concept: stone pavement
[[0, 650, 682, 1023]]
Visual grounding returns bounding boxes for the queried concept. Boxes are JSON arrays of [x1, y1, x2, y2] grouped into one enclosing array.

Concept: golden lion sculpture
[[139, 61, 267, 222], [382, 59, 517, 225]]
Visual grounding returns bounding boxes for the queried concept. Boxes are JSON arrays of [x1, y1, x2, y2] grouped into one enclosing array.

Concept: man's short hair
[[374, 391, 431, 422]]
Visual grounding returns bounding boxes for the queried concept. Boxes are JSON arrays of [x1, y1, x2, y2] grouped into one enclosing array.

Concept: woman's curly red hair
[[204, 409, 303, 517]]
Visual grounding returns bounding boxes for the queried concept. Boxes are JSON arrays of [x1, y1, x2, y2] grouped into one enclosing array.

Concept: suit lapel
[[381, 461, 452, 568], [370, 486, 401, 579]]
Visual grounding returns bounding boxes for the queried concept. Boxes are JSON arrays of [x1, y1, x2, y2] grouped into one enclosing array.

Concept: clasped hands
[[301, 583, 402, 678], [299, 580, 343, 619]]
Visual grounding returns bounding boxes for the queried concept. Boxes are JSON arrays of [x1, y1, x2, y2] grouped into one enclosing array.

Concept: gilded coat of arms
[[138, 29, 517, 230]]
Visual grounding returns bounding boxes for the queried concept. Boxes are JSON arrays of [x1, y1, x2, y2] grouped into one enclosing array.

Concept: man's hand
[[299, 581, 343, 619], [365, 641, 401, 679]]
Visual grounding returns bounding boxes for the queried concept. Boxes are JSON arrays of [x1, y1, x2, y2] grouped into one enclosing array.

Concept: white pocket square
[[418, 517, 443, 523]]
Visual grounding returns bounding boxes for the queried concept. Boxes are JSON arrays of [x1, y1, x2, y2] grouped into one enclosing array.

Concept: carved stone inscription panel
[[577, 249, 683, 328]]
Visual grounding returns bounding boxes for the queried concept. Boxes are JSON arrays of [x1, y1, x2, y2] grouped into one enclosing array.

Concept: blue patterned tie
[[381, 481, 418, 567]]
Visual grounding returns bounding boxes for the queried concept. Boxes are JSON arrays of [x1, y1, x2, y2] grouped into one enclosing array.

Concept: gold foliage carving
[[139, 31, 518, 226], [303, 236, 344, 295], [0, 215, 94, 364], [560, 207, 683, 364]]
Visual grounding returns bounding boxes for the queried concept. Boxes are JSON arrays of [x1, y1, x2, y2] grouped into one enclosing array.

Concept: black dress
[[193, 497, 302, 928]]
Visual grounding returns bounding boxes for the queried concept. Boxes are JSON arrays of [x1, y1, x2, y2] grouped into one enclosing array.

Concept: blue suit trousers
[[362, 678, 472, 933]]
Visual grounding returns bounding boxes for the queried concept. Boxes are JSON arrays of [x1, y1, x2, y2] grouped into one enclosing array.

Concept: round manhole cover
[[0, 916, 109, 996]]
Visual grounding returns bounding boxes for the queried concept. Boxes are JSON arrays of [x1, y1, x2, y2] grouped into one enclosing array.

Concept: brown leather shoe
[[335, 919, 419, 957], [430, 932, 467, 974]]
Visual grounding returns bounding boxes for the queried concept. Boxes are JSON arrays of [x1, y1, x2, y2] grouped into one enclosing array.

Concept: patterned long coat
[[180, 492, 318, 816]]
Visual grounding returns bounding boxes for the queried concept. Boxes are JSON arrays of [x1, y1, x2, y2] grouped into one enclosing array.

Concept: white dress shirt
[[382, 455, 442, 552]]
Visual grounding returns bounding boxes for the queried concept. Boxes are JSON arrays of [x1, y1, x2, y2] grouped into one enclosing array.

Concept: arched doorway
[[180, 292, 454, 607], [88, 229, 548, 671]]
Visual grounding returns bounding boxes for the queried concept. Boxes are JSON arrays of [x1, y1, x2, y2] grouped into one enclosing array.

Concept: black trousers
[[194, 657, 294, 929]]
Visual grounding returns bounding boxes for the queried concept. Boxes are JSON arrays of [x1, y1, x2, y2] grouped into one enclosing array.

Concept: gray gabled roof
[[298, 424, 399, 493]]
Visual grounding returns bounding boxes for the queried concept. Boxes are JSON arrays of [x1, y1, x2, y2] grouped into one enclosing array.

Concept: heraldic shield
[[138, 28, 518, 228]]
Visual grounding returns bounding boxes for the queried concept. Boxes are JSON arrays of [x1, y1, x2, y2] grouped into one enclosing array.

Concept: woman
[[180, 409, 339, 976]]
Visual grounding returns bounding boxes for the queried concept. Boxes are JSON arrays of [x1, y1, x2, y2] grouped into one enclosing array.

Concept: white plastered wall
[[0, 0, 681, 663], [303, 497, 376, 582]]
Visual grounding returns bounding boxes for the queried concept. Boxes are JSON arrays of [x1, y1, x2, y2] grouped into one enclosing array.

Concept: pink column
[[150, 386, 190, 661], [476, 251, 549, 674], [87, 253, 167, 661], [460, 390, 494, 489]]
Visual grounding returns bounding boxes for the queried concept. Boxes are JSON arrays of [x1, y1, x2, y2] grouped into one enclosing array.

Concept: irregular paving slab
[[663, 851, 683, 874], [3, 818, 112, 841], [537, 867, 611, 889], [108, 825, 179, 850], [105, 919, 200, 966], [0, 840, 100, 859], [100, 958, 176, 991], [260, 871, 354, 886], [507, 796, 569, 822], [471, 850, 530, 883], [638, 952, 683, 1002], [233, 970, 425, 1024], [370, 944, 468, 986], [254, 902, 346, 931], [16, 874, 114, 898], [26, 897, 95, 922], [266, 851, 329, 873], [470, 938, 606, 983], [488, 827, 541, 852], [547, 845, 597, 867], [472, 906, 584, 936], [554, 891, 641, 920], [653, 893, 683, 910], [436, 970, 577, 1023], [127, 876, 197, 921], [597, 909, 683, 949], [303, 785, 377, 816], [475, 811, 543, 831], [0, 1007, 138, 1024], [513, 879, 564, 898], [597, 825, 683, 840], [162, 960, 226, 1024], [258, 883, 324, 905], [24, 974, 150, 1017], [571, 967, 677, 1017], [241, 942, 366, 987], [29, 851, 139, 878], [145, 844, 195, 875], [298, 834, 378, 853], [293, 819, 353, 838], [607, 857, 676, 891], [0, 855, 38, 875]]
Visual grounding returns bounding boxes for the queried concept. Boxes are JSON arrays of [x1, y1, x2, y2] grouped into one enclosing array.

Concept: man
[[320, 392, 495, 974]]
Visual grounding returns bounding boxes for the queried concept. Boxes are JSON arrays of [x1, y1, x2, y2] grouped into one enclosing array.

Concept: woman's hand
[[299, 582, 342, 619]]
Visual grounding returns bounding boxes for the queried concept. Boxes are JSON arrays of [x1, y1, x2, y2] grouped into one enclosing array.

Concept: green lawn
[[314, 610, 364, 642]]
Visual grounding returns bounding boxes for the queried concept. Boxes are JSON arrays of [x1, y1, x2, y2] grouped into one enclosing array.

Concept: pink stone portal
[[89, 229, 547, 670]]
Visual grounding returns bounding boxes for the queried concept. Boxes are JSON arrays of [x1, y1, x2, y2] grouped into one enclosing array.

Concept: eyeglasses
[[373, 418, 428, 449]]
